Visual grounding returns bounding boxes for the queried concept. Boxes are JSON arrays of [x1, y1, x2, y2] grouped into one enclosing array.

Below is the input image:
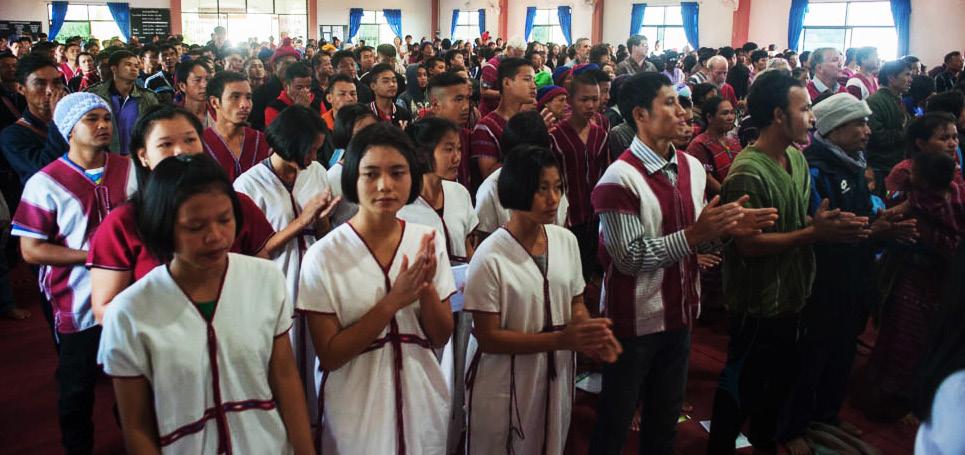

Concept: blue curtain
[[384, 9, 403, 38], [788, 0, 809, 51], [48, 1, 69, 42], [348, 8, 363, 43], [680, 2, 699, 49], [557, 6, 572, 46], [478, 9, 486, 38], [890, 0, 910, 57], [451, 10, 460, 38], [630, 3, 646, 36], [107, 3, 132, 42], [524, 7, 537, 42]]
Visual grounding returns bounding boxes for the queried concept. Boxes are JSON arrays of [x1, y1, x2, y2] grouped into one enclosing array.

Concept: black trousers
[[707, 315, 801, 454], [589, 328, 691, 455], [568, 220, 602, 279], [57, 325, 102, 455]]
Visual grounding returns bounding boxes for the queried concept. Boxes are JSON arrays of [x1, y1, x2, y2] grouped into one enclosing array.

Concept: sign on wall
[[130, 8, 171, 41], [0, 21, 43, 40]]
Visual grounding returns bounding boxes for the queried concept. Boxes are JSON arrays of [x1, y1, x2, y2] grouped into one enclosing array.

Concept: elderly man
[[779, 93, 917, 455], [704, 55, 739, 106], [806, 47, 847, 103], [615, 34, 658, 75]]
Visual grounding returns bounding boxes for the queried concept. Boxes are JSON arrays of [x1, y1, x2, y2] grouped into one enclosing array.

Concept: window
[[356, 10, 396, 46], [452, 11, 479, 43], [531, 9, 565, 45], [48, 4, 124, 42], [636, 5, 688, 52], [800, 1, 898, 60], [319, 25, 346, 44], [180, 0, 307, 46]]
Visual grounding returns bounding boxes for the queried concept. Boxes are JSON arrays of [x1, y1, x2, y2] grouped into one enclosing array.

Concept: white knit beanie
[[53, 92, 112, 140], [813, 92, 872, 135]]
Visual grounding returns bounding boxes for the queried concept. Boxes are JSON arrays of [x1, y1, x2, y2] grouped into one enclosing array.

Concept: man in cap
[[780, 92, 917, 455], [12, 91, 136, 454]]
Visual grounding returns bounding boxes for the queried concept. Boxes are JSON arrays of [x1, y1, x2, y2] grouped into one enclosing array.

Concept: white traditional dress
[[98, 254, 294, 454], [463, 225, 585, 455], [326, 162, 358, 227], [474, 168, 569, 234], [297, 220, 456, 454], [397, 179, 478, 263], [233, 158, 330, 420]]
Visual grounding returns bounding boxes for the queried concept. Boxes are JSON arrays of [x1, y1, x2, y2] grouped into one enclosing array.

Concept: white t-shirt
[[916, 369, 965, 454]]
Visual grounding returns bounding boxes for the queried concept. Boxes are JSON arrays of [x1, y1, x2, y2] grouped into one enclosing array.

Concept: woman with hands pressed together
[[298, 122, 456, 454], [464, 145, 621, 455]]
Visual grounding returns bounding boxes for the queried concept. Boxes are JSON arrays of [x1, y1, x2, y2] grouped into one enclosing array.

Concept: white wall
[[438, 0, 495, 39], [748, 0, 965, 69], [504, 1, 595, 44], [0, 0, 171, 33], [603, 0, 735, 50], [316, 0, 431, 42]]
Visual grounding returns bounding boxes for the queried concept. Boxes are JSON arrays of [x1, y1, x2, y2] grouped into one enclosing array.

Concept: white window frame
[[530, 8, 565, 45], [799, 1, 898, 60], [356, 10, 395, 46], [453, 11, 479, 43], [48, 3, 124, 43], [636, 5, 688, 52]]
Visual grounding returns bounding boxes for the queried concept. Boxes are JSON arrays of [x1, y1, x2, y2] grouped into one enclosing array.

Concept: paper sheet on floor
[[699, 421, 751, 449]]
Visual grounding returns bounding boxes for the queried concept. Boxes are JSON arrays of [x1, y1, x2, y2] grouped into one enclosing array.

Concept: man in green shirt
[[707, 71, 873, 455], [865, 59, 913, 195]]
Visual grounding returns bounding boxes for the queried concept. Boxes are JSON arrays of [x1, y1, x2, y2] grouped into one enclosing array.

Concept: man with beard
[[203, 71, 270, 181]]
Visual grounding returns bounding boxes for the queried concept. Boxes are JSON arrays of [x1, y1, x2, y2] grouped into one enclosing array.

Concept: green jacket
[[87, 80, 159, 154], [865, 86, 909, 172]]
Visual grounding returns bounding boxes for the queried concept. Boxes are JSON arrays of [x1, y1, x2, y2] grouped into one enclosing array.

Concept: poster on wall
[[130, 8, 171, 41], [0, 21, 44, 40]]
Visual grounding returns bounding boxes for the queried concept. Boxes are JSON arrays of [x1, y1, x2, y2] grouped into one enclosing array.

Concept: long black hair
[[915, 243, 965, 422]]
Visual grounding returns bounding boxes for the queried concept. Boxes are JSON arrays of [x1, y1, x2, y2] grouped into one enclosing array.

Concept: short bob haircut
[[500, 110, 552, 153], [266, 104, 329, 167], [138, 154, 243, 263], [404, 117, 459, 173], [905, 112, 957, 157], [129, 104, 205, 186], [333, 103, 378, 150], [746, 70, 804, 130], [498, 145, 562, 212], [341, 122, 423, 205], [618, 72, 672, 131]]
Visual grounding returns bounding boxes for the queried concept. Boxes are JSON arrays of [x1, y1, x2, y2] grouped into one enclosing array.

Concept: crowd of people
[[0, 23, 964, 455]]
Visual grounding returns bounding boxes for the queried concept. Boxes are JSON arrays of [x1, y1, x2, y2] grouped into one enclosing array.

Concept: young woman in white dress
[[298, 123, 456, 454], [98, 154, 313, 454], [464, 145, 621, 454]]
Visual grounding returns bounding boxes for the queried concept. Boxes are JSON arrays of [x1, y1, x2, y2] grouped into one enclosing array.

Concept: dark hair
[[333, 103, 377, 149], [626, 35, 647, 50], [943, 51, 962, 64], [925, 91, 965, 118], [341, 122, 423, 205], [405, 117, 459, 172], [108, 49, 137, 67], [327, 73, 356, 94], [726, 62, 752, 100], [718, 46, 735, 61], [266, 104, 329, 167], [692, 82, 720, 105], [206, 70, 248, 101], [570, 72, 599, 93], [138, 154, 242, 262], [443, 49, 464, 67], [283, 61, 312, 83], [618, 72, 672, 131], [746, 70, 804, 129], [682, 54, 697, 73], [700, 96, 730, 124], [678, 95, 693, 110], [741, 42, 759, 53], [799, 50, 811, 66], [877, 59, 911, 86], [175, 58, 210, 86], [501, 110, 552, 153], [158, 42, 177, 54], [498, 145, 562, 211], [368, 62, 395, 81], [332, 50, 356, 68], [907, 75, 936, 104], [750, 49, 769, 63], [129, 105, 205, 186], [589, 44, 610, 65], [423, 56, 445, 71], [15, 53, 58, 85], [906, 112, 957, 156], [376, 43, 396, 58], [497, 57, 533, 93], [914, 242, 965, 422], [913, 149, 956, 192]]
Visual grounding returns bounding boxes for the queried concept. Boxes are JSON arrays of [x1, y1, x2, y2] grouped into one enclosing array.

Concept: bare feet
[[837, 420, 863, 437], [2, 307, 31, 320], [631, 407, 641, 432], [785, 437, 812, 455]]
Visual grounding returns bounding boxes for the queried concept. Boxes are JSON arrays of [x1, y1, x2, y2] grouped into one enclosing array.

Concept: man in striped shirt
[[550, 72, 609, 278], [589, 72, 777, 455]]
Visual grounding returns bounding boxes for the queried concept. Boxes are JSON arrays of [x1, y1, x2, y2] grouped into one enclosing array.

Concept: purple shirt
[[109, 86, 140, 156]]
